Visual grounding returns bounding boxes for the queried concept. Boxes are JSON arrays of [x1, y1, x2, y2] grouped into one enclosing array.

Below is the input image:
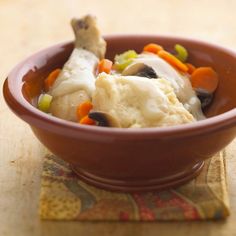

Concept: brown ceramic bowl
[[3, 35, 236, 192]]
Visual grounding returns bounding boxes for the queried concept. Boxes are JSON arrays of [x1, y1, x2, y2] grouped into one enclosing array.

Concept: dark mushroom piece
[[122, 63, 158, 79], [88, 111, 121, 127], [136, 66, 158, 78], [195, 88, 213, 109]]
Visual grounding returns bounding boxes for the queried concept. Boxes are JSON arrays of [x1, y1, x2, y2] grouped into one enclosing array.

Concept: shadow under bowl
[[3, 35, 236, 192]]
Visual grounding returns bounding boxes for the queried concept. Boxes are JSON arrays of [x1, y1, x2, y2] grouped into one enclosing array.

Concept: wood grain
[[0, 0, 236, 235]]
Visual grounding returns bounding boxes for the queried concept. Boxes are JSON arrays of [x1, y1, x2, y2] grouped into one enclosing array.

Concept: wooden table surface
[[1, 0, 236, 235]]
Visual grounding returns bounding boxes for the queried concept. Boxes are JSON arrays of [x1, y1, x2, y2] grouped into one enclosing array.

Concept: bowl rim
[[3, 34, 236, 139]]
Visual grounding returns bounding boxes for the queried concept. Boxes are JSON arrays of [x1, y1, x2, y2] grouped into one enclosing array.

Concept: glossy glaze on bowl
[[3, 35, 236, 192]]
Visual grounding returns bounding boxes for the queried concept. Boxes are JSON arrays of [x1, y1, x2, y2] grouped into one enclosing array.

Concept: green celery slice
[[38, 94, 52, 113], [175, 44, 188, 62], [114, 50, 138, 71]]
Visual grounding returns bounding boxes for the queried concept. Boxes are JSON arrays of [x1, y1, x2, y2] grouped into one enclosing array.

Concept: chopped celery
[[114, 50, 138, 71], [174, 44, 188, 62], [38, 94, 52, 113]]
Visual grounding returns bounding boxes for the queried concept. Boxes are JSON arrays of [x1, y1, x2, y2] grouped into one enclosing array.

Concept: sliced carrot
[[143, 43, 163, 54], [98, 59, 113, 74], [79, 115, 96, 125], [76, 101, 93, 120], [190, 67, 219, 93], [158, 50, 188, 72], [185, 63, 196, 74], [44, 69, 61, 91]]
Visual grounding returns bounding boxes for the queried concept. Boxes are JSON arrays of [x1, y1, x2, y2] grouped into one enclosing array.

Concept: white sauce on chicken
[[123, 53, 205, 120], [92, 73, 195, 128], [50, 48, 98, 98]]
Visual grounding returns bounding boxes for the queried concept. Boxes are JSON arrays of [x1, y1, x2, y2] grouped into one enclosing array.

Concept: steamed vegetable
[[76, 101, 93, 121], [44, 69, 61, 91], [195, 88, 213, 109], [143, 43, 163, 54], [185, 63, 196, 74], [79, 115, 96, 125], [190, 67, 219, 93], [114, 50, 138, 71], [98, 59, 113, 74], [158, 50, 188, 72], [174, 44, 188, 62], [38, 94, 52, 113]]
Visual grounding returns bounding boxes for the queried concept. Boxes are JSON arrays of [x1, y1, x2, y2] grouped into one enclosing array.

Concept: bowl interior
[[19, 35, 236, 118]]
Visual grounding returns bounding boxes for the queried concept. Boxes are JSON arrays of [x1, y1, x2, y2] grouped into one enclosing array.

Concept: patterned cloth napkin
[[39, 152, 229, 221]]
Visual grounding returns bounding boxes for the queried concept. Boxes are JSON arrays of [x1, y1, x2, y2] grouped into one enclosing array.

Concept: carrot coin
[[190, 67, 219, 93]]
